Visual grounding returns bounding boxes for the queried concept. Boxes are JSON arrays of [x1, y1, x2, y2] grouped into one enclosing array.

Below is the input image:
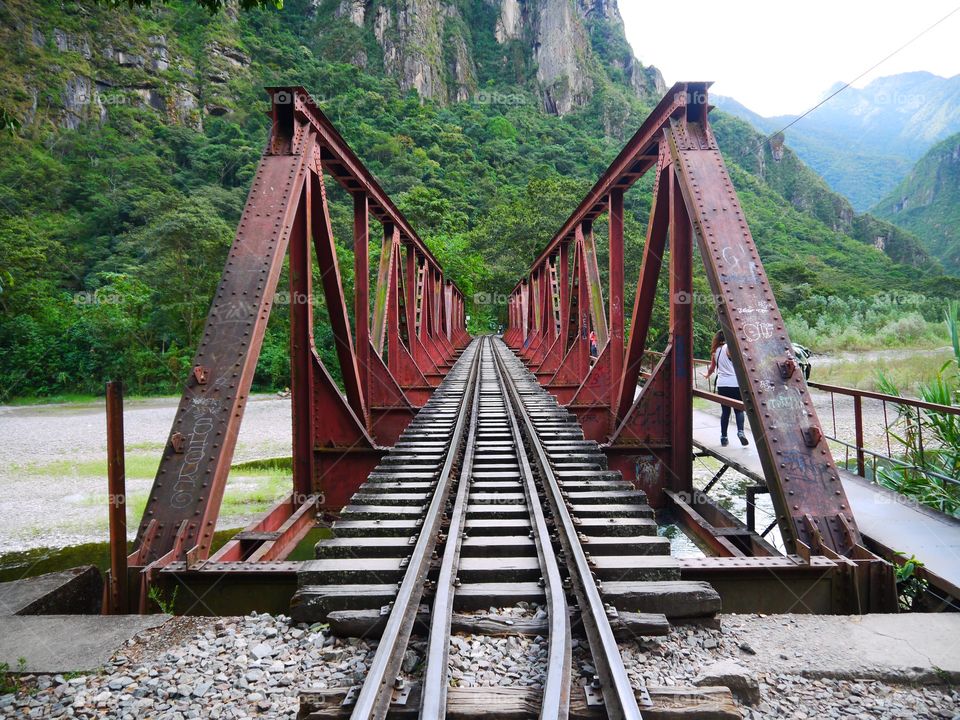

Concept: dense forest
[[1, 0, 957, 401]]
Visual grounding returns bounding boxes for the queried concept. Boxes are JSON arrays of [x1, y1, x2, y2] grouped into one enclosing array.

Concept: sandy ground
[[0, 371, 924, 555], [0, 395, 292, 553]]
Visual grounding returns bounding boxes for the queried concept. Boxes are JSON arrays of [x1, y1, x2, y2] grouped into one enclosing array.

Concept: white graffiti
[[767, 389, 804, 412], [721, 245, 742, 270], [634, 455, 660, 486], [188, 396, 224, 418], [742, 321, 775, 342], [734, 300, 771, 316]]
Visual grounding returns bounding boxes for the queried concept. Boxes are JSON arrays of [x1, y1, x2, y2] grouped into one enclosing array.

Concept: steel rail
[[490, 339, 573, 719], [492, 338, 643, 720], [419, 337, 486, 718], [349, 340, 482, 720]]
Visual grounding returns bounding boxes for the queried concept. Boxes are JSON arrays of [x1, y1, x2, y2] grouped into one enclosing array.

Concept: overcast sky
[[620, 1, 960, 117]]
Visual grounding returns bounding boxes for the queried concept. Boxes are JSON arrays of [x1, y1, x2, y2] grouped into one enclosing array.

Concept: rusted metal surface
[[504, 82, 894, 601], [667, 95, 857, 556], [105, 381, 128, 614], [131, 87, 467, 576]]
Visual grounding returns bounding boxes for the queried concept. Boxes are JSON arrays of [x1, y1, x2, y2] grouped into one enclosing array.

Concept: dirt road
[[0, 395, 291, 553]]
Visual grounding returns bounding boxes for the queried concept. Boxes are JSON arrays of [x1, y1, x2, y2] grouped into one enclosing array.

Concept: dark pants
[[718, 386, 744, 437]]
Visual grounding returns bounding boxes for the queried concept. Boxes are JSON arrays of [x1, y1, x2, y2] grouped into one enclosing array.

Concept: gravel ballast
[[2, 612, 957, 719]]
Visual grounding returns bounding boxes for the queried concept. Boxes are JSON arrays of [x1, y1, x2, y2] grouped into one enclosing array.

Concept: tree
[[102, 0, 282, 12], [121, 195, 233, 348]]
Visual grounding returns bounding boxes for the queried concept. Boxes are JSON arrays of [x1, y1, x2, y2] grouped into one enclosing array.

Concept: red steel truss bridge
[[99, 80, 960, 717]]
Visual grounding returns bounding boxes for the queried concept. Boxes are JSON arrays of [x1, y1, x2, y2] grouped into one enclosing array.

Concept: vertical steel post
[[520, 280, 529, 343], [106, 381, 128, 614], [353, 193, 370, 418], [406, 244, 417, 343], [372, 223, 393, 356], [854, 395, 865, 477], [669, 167, 693, 492], [581, 219, 609, 349], [576, 230, 590, 374], [290, 185, 315, 497], [387, 228, 401, 376], [559, 240, 570, 348], [608, 189, 625, 428]]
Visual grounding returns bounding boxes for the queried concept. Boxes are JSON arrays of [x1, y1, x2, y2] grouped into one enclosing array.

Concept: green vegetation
[[0, 659, 28, 694], [810, 349, 953, 394], [0, 0, 957, 403], [874, 132, 960, 275], [783, 293, 950, 353], [18, 454, 160, 480], [101, 0, 282, 11], [894, 554, 929, 612], [875, 302, 960, 516], [147, 584, 178, 614]]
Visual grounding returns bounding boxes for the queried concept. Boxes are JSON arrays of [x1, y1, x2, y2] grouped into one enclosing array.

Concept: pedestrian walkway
[[693, 409, 960, 599]]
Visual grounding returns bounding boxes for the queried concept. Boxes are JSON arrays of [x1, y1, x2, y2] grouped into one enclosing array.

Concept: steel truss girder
[[505, 82, 894, 584], [132, 87, 468, 570]]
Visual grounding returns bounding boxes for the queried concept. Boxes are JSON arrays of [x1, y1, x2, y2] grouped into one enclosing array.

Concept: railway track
[[293, 336, 720, 718]]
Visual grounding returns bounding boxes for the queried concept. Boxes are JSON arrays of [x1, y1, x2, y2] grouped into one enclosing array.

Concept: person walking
[[705, 330, 748, 447], [589, 330, 598, 358]]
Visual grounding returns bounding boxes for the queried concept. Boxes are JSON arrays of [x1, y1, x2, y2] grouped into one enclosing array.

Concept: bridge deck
[[693, 409, 960, 599]]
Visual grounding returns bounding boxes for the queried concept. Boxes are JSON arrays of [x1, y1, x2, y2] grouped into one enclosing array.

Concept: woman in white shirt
[[705, 330, 748, 447]]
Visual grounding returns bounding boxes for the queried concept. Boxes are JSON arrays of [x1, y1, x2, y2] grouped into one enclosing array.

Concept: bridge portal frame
[[113, 87, 468, 612], [505, 82, 895, 611]]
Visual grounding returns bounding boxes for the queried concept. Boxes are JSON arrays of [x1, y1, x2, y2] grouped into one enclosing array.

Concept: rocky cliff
[[0, 0, 253, 132], [0, 0, 662, 134], [874, 133, 960, 274], [322, 0, 664, 115]]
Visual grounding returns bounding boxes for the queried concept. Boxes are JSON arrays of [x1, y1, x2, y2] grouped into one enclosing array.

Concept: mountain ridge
[[874, 130, 960, 274], [714, 72, 960, 210], [0, 0, 956, 398]]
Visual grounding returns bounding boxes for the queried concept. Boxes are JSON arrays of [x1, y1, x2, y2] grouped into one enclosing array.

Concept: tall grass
[[875, 301, 960, 516]]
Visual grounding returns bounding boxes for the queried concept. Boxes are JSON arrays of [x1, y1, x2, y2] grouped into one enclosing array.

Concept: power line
[[736, 4, 960, 159]]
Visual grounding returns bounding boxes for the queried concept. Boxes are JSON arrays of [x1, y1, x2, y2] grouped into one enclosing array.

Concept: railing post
[[854, 394, 865, 477], [106, 381, 128, 614]]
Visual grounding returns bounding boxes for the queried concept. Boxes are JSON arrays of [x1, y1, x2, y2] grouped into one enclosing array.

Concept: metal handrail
[[826, 434, 960, 488], [686, 353, 958, 498], [808, 380, 960, 416]]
